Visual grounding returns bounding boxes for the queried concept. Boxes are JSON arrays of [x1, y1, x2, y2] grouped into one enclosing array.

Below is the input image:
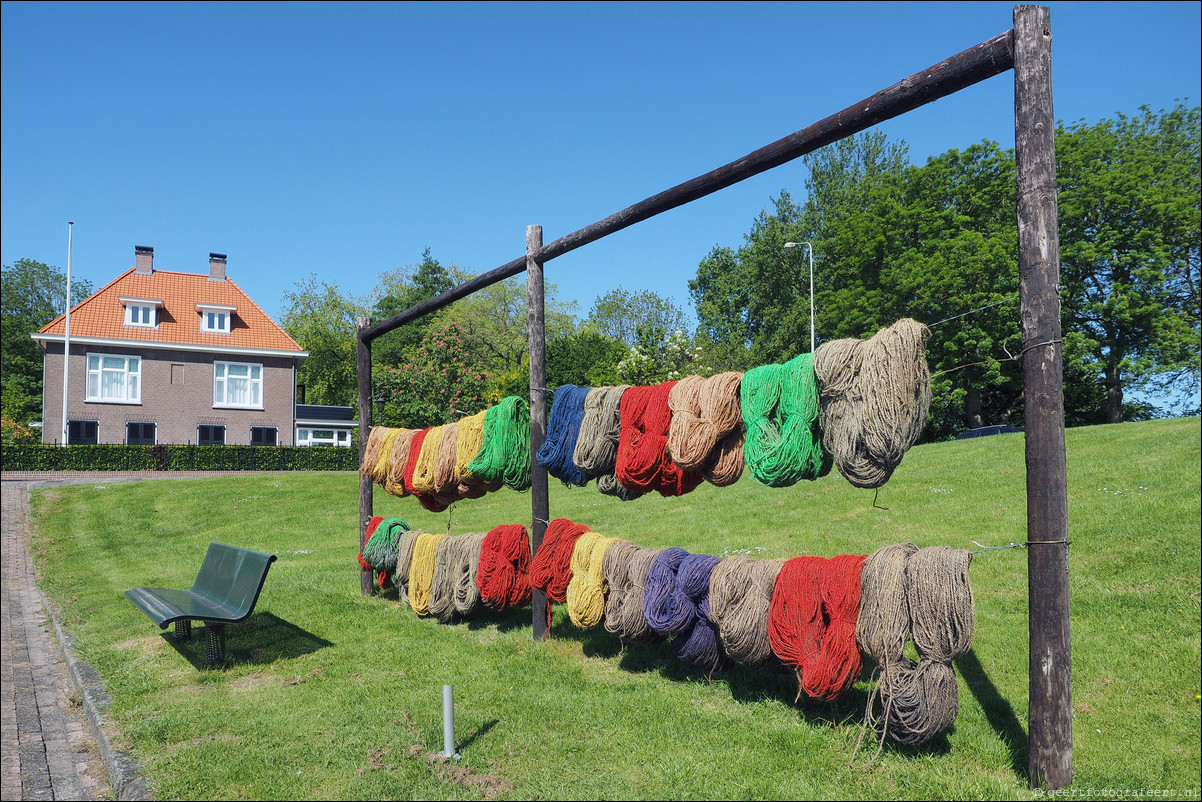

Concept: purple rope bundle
[[643, 548, 728, 672]]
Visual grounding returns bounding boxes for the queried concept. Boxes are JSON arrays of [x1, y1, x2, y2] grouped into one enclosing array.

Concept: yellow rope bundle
[[565, 531, 623, 630], [455, 411, 488, 482], [410, 425, 445, 496], [407, 532, 446, 616]]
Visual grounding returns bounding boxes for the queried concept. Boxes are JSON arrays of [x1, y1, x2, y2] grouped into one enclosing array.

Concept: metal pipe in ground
[[441, 685, 460, 759]]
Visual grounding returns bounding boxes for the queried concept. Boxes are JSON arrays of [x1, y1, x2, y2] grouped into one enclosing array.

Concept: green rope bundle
[[465, 396, 532, 491], [362, 517, 410, 574], [740, 352, 831, 487]]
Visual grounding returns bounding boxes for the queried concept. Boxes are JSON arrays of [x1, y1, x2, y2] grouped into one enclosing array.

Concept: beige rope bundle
[[855, 543, 974, 752], [667, 372, 745, 486], [574, 385, 644, 500], [432, 423, 462, 501], [393, 529, 422, 606], [602, 541, 664, 644], [429, 532, 488, 622], [385, 428, 418, 497], [408, 532, 445, 616], [814, 318, 932, 489], [565, 531, 623, 630], [709, 555, 788, 669]]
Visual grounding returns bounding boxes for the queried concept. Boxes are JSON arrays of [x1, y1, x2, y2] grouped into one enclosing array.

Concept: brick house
[[33, 246, 317, 446]]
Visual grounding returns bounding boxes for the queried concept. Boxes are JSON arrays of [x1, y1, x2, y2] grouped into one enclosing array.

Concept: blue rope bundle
[[536, 384, 593, 487], [671, 553, 728, 672]]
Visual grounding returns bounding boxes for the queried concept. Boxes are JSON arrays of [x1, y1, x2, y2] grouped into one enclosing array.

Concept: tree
[[1057, 104, 1201, 422], [280, 274, 366, 406], [370, 248, 456, 369], [374, 320, 490, 429], [1, 258, 93, 425], [588, 287, 688, 349], [546, 327, 627, 388]]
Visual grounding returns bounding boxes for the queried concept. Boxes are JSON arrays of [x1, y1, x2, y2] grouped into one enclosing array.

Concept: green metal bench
[[124, 542, 277, 668]]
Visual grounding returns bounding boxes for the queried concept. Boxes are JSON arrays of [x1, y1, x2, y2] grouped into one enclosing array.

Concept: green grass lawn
[[27, 417, 1201, 800]]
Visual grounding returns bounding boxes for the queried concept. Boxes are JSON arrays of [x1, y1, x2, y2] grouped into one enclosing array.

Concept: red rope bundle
[[358, 516, 389, 587], [768, 553, 867, 701], [615, 382, 703, 497], [529, 518, 589, 603], [402, 428, 449, 513], [475, 524, 533, 610]]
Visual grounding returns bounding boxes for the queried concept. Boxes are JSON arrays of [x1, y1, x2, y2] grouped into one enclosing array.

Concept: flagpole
[[61, 221, 73, 445]]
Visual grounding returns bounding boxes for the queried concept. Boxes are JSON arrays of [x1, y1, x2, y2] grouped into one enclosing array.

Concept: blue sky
[[3, 1, 1199, 330]]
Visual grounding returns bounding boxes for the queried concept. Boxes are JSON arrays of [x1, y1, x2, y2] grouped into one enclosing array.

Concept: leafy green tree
[[280, 274, 366, 406], [1, 258, 93, 425], [370, 248, 456, 369], [588, 286, 688, 349], [546, 327, 626, 388], [1057, 104, 1201, 422]]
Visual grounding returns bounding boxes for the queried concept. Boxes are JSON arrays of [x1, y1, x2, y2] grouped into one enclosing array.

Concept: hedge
[[0, 444, 359, 472]]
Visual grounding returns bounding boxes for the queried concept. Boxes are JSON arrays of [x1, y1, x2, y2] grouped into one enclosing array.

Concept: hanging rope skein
[[741, 352, 831, 487], [537, 384, 593, 487], [616, 382, 703, 497], [813, 317, 932, 489]]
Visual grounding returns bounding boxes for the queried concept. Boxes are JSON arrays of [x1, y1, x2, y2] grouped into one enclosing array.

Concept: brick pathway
[[2, 480, 113, 800]]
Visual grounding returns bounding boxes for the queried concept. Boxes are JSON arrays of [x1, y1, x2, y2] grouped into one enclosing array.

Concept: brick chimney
[[134, 245, 154, 275], [208, 252, 227, 281]]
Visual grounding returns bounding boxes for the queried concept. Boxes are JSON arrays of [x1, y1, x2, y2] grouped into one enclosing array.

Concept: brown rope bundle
[[813, 318, 932, 489], [709, 555, 788, 669], [385, 428, 418, 497], [667, 372, 745, 486], [360, 425, 387, 477], [432, 423, 468, 507], [602, 541, 664, 644], [855, 543, 974, 750]]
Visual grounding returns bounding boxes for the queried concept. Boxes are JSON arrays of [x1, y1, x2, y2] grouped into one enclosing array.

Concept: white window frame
[[213, 361, 263, 409], [85, 352, 141, 404], [120, 297, 161, 328], [296, 427, 353, 447], [198, 304, 236, 334]]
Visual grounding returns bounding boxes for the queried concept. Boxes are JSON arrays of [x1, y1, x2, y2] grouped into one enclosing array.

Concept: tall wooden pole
[[1014, 5, 1071, 790], [527, 225, 550, 640], [356, 317, 375, 596]]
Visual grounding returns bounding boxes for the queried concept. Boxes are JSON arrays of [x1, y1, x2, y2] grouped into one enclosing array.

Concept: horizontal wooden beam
[[361, 28, 1014, 344]]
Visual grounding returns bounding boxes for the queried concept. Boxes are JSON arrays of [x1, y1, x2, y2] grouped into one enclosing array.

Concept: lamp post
[[784, 241, 815, 354], [375, 396, 386, 424]]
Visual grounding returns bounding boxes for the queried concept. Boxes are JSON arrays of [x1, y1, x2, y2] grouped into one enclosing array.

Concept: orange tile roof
[[38, 268, 304, 353]]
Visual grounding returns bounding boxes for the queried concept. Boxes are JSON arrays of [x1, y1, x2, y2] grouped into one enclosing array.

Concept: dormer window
[[198, 304, 236, 334], [120, 297, 161, 328]]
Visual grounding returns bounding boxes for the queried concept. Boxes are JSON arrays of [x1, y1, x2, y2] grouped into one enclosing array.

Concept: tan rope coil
[[602, 541, 665, 644], [709, 555, 788, 669], [813, 318, 932, 488]]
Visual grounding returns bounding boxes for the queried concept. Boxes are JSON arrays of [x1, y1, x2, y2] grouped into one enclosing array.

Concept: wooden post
[[1014, 5, 1071, 790], [527, 225, 550, 640], [356, 317, 375, 596]]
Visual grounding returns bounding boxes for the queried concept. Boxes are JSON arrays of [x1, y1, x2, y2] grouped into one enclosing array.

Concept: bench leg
[[204, 624, 227, 668], [174, 620, 193, 643]]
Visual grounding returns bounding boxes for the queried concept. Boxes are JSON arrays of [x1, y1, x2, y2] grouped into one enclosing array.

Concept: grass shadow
[[464, 604, 534, 633], [956, 647, 1029, 776], [164, 611, 334, 669]]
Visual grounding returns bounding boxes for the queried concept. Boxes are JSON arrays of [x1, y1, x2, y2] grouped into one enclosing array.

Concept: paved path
[[2, 480, 114, 800]]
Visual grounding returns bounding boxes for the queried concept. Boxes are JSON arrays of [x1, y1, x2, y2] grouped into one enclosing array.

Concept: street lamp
[[784, 241, 815, 354], [375, 396, 386, 423]]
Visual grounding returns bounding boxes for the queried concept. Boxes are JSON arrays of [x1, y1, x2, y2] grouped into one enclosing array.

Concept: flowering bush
[[1, 417, 37, 445], [374, 321, 490, 428], [615, 329, 712, 385]]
